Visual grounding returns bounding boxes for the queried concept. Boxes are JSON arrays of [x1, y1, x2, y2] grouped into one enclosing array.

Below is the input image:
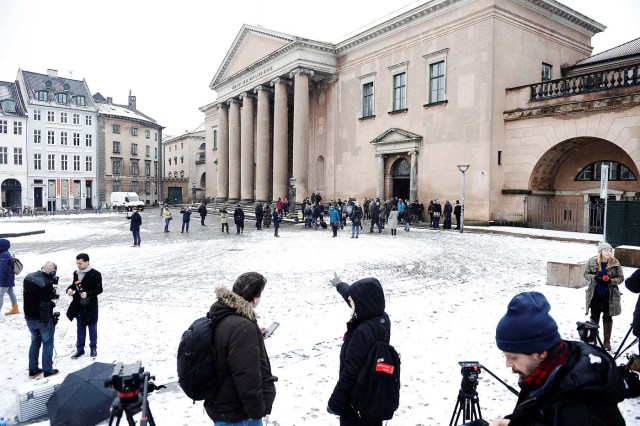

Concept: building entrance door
[[168, 187, 182, 204], [391, 158, 410, 200], [34, 187, 43, 208]]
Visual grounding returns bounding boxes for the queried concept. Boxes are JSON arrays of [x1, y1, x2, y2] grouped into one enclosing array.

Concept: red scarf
[[519, 341, 569, 391]]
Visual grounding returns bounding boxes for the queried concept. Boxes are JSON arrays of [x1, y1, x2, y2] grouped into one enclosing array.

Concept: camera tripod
[[449, 378, 483, 426], [108, 371, 157, 426]]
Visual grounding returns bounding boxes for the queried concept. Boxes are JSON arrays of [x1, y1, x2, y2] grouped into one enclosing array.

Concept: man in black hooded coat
[[327, 275, 391, 426]]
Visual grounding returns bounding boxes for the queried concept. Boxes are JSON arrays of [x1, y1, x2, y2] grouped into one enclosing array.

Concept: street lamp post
[[457, 165, 470, 233], [192, 180, 196, 203]]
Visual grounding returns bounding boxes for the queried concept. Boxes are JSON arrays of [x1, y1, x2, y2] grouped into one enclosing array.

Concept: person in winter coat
[[162, 206, 172, 232], [328, 204, 341, 237], [272, 209, 281, 237], [126, 207, 142, 247], [402, 206, 411, 232], [198, 203, 208, 226], [327, 274, 391, 426], [584, 242, 624, 351], [66, 253, 103, 358], [233, 204, 245, 234], [263, 205, 272, 228], [624, 268, 640, 368], [387, 206, 399, 236], [454, 200, 462, 230], [255, 203, 264, 230], [490, 291, 626, 426], [443, 200, 453, 229], [369, 202, 381, 233], [205, 272, 277, 424], [0, 238, 19, 315], [23, 261, 60, 378], [432, 200, 442, 229], [220, 208, 229, 233], [179, 207, 192, 233], [350, 204, 363, 238]]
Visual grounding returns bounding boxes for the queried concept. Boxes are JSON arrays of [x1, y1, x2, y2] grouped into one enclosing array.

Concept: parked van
[[110, 192, 145, 211]]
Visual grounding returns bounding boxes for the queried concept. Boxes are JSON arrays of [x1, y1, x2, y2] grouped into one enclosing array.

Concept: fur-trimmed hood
[[208, 286, 256, 322]]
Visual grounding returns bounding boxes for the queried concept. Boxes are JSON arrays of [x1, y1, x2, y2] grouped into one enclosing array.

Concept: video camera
[[105, 361, 160, 405], [576, 321, 599, 345]]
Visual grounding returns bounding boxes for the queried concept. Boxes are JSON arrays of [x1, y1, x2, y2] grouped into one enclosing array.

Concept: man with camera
[[23, 261, 60, 379], [490, 291, 625, 426]]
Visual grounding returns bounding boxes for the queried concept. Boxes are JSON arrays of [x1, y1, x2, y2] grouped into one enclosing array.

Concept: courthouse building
[[200, 0, 640, 225]]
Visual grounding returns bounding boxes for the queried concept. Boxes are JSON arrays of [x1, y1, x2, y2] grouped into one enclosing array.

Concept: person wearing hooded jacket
[[0, 238, 19, 315], [327, 274, 391, 426], [205, 272, 277, 425]]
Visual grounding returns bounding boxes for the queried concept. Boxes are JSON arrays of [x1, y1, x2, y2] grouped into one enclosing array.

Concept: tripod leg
[[125, 410, 137, 426], [449, 398, 462, 426], [145, 407, 156, 426]]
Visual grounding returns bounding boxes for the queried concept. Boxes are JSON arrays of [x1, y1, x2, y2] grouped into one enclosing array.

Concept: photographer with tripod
[[490, 291, 626, 426]]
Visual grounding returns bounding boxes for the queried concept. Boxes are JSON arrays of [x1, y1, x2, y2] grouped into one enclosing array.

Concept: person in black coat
[[454, 200, 462, 229], [369, 202, 381, 233], [626, 268, 640, 357], [233, 204, 245, 234], [327, 275, 391, 426], [198, 203, 208, 226], [272, 209, 281, 237], [66, 253, 103, 359], [255, 203, 264, 230], [490, 291, 626, 426], [179, 207, 192, 233], [126, 207, 142, 247]]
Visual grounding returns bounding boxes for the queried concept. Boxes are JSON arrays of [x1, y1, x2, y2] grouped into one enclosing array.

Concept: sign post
[[600, 164, 609, 241]]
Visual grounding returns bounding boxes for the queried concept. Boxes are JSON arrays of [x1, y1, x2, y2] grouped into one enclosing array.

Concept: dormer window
[[63, 83, 70, 92], [74, 96, 86, 106], [45, 81, 52, 89], [36, 91, 47, 101], [0, 100, 16, 113], [56, 93, 68, 104]]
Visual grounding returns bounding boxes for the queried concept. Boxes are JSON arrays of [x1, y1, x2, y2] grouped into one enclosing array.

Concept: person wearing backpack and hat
[[327, 274, 397, 425], [584, 241, 624, 351], [0, 238, 19, 315]]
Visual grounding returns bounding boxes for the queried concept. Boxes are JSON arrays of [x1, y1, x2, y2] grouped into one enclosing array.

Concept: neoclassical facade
[[201, 0, 639, 223]]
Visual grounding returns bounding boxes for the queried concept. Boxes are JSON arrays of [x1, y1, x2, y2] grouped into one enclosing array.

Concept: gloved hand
[[329, 272, 341, 287]]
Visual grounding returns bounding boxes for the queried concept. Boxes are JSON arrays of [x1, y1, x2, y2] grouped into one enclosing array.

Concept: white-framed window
[[358, 73, 376, 118], [56, 93, 68, 104], [389, 62, 409, 112], [34, 110, 41, 120], [86, 156, 93, 172], [154, 132, 158, 141], [85, 134, 92, 147], [145, 130, 150, 139], [74, 96, 86, 106], [47, 130, 55, 144], [112, 159, 121, 174], [48, 111, 55, 122], [73, 155, 80, 171], [113, 124, 120, 134], [85, 115, 92, 125], [47, 154, 55, 171], [73, 113, 80, 124], [131, 127, 138, 136], [14, 148, 22, 165], [154, 147, 157, 158], [0, 147, 7, 164], [61, 154, 68, 171], [0, 120, 6, 133], [542, 63, 552, 81], [424, 49, 448, 105], [131, 161, 139, 176], [34, 130, 41, 143], [145, 161, 151, 176], [146, 146, 150, 157], [34, 153, 42, 170], [131, 143, 138, 155], [73, 133, 80, 146], [36, 91, 47, 101], [13, 121, 22, 135], [60, 131, 68, 145], [60, 112, 68, 123], [113, 141, 121, 154]]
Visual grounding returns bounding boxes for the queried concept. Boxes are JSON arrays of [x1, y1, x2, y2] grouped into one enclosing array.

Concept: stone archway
[[1, 178, 22, 208], [391, 158, 410, 200]]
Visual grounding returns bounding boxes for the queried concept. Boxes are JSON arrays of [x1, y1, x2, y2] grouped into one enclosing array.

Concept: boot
[[5, 304, 19, 315], [603, 322, 613, 351], [630, 355, 640, 372]]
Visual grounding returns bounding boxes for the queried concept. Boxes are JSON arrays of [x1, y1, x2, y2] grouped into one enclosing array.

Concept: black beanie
[[495, 291, 561, 354]]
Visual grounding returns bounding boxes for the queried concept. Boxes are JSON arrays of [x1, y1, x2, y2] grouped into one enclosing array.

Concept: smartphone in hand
[[263, 322, 280, 338]]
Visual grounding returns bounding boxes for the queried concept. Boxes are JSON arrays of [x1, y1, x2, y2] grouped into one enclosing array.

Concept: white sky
[[0, 0, 638, 137]]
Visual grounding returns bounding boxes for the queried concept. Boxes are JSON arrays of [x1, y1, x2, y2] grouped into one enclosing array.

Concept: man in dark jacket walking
[[198, 202, 208, 226], [126, 207, 142, 247], [490, 291, 626, 426], [327, 274, 392, 426], [205, 272, 277, 425], [23, 261, 60, 378], [66, 253, 103, 359]]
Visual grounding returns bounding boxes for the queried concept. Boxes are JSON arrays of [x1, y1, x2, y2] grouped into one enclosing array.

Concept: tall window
[[392, 72, 406, 111], [60, 112, 68, 123], [145, 181, 151, 194], [73, 113, 80, 124], [362, 82, 374, 117], [61, 154, 68, 171], [48, 131, 55, 144], [73, 155, 80, 171], [576, 161, 636, 181], [145, 130, 150, 139], [0, 147, 7, 164], [541, 63, 552, 81], [131, 143, 138, 155], [85, 156, 92, 172], [85, 134, 92, 147], [60, 132, 68, 145], [14, 148, 22, 165], [429, 61, 445, 103], [56, 93, 68, 103], [113, 141, 121, 154], [113, 181, 121, 192], [36, 91, 47, 101], [48, 111, 55, 122], [48, 154, 55, 170], [73, 133, 80, 146], [145, 145, 150, 157], [155, 147, 157, 158], [213, 129, 218, 150], [86, 115, 92, 125], [131, 161, 139, 175], [74, 96, 86, 106], [0, 120, 6, 133], [112, 159, 121, 174], [131, 127, 138, 136], [34, 110, 41, 120], [34, 130, 41, 143], [145, 161, 151, 176], [113, 124, 120, 134], [34, 153, 42, 170], [13, 121, 22, 135]]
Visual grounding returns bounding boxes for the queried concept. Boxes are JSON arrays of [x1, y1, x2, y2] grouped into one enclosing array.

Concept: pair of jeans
[[214, 418, 263, 426], [331, 223, 338, 237], [182, 221, 190, 232], [0, 286, 18, 310], [164, 218, 171, 231], [351, 224, 360, 237], [26, 317, 55, 372], [132, 229, 141, 245], [76, 313, 97, 351]]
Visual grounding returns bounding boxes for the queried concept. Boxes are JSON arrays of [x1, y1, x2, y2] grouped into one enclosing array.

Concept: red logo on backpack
[[375, 362, 394, 374]]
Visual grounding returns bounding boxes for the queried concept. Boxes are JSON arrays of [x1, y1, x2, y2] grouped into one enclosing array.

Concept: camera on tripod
[[576, 321, 599, 345], [459, 361, 482, 384]]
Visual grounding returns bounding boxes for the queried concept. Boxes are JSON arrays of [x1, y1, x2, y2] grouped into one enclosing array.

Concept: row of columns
[[216, 69, 313, 202]]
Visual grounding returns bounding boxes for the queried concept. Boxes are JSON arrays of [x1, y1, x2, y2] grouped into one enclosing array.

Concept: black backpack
[[177, 313, 230, 401], [351, 322, 401, 421]]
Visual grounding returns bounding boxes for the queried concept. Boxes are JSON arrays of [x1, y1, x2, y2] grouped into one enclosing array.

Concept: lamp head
[[457, 164, 470, 172]]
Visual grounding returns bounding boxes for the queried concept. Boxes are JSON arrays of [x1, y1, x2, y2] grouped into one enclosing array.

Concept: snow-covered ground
[[0, 209, 637, 425]]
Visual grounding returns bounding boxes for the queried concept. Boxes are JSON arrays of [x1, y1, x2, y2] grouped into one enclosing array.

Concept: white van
[[110, 192, 145, 211]]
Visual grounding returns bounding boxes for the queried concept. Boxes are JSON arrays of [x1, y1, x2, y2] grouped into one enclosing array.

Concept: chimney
[[47, 69, 58, 78], [128, 89, 136, 110], [107, 97, 113, 104]]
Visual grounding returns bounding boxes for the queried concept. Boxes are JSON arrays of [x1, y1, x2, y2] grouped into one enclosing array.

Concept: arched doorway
[[391, 158, 410, 200], [1, 179, 22, 208]]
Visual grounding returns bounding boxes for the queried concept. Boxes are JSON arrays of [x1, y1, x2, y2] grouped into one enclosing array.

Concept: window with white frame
[[154, 133, 158, 141], [145, 161, 151, 176], [113, 124, 120, 134], [86, 115, 92, 126], [60, 132, 68, 145], [61, 154, 68, 171], [424, 49, 448, 104], [47, 154, 55, 170], [131, 127, 138, 136], [73, 155, 80, 171], [34, 153, 42, 170], [56, 93, 68, 104], [14, 148, 22, 165], [13, 121, 22, 135], [112, 159, 121, 174], [34, 110, 41, 120], [146, 146, 150, 157], [145, 130, 150, 139], [34, 130, 41, 143], [359, 73, 376, 118], [0, 147, 7, 164], [73, 113, 80, 124], [48, 131, 55, 144], [132, 143, 138, 156], [60, 112, 68, 123], [113, 141, 121, 154], [131, 161, 139, 175], [73, 133, 80, 146], [541, 63, 552, 81], [48, 111, 55, 122], [389, 63, 408, 112], [74, 96, 86, 106], [86, 134, 92, 147], [36, 91, 47, 101], [86, 156, 93, 172], [0, 120, 6, 133], [154, 147, 157, 158]]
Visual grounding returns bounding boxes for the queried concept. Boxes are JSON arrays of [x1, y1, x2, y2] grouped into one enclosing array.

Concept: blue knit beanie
[[495, 291, 561, 354]]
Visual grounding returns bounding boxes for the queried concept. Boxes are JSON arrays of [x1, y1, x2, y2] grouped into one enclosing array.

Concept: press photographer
[[23, 261, 61, 379]]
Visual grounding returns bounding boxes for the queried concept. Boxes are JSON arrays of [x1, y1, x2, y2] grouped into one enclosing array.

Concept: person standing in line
[[327, 274, 391, 426], [276, 197, 284, 217], [0, 238, 19, 315], [205, 272, 277, 425], [66, 253, 103, 359], [329, 204, 341, 237], [350, 203, 363, 239], [220, 208, 230, 234], [387, 206, 399, 236], [180, 206, 192, 233], [402, 206, 411, 232], [443, 200, 453, 230], [432, 200, 442, 229], [263, 204, 272, 229], [454, 200, 462, 230], [369, 201, 381, 233], [23, 261, 60, 378], [198, 202, 208, 226], [162, 206, 172, 232], [272, 208, 281, 237], [234, 204, 245, 234], [283, 198, 290, 217], [584, 242, 624, 351], [255, 203, 264, 230], [126, 207, 142, 247]]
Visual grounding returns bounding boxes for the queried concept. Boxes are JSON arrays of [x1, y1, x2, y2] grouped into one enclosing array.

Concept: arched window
[[576, 161, 636, 181]]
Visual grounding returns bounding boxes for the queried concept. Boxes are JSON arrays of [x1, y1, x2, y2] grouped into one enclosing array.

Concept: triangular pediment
[[371, 128, 422, 145], [210, 25, 296, 88]]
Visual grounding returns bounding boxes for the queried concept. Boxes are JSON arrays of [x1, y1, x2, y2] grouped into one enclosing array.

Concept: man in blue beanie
[[489, 291, 626, 426]]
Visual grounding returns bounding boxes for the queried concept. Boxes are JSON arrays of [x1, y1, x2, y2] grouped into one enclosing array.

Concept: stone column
[[254, 85, 271, 202], [271, 78, 289, 201], [409, 151, 418, 202], [290, 68, 313, 203], [376, 154, 385, 200], [216, 104, 229, 200], [239, 92, 255, 201], [228, 98, 241, 201]]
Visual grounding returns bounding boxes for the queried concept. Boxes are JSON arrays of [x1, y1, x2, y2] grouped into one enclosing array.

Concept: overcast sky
[[0, 0, 638, 137]]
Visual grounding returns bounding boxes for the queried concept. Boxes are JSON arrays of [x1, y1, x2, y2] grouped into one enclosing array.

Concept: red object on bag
[[375, 362, 395, 374]]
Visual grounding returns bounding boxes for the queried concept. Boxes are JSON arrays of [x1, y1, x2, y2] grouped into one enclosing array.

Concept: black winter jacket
[[506, 341, 625, 426], [204, 287, 277, 422], [23, 271, 56, 322], [625, 268, 640, 337], [328, 277, 391, 417], [66, 268, 103, 326]]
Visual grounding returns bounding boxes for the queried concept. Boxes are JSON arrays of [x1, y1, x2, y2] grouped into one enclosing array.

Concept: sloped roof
[[94, 99, 158, 126], [0, 80, 27, 117], [574, 36, 640, 67], [19, 69, 97, 110]]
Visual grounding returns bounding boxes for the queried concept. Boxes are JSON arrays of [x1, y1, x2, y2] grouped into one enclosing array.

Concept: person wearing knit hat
[[584, 241, 624, 351], [490, 291, 626, 426]]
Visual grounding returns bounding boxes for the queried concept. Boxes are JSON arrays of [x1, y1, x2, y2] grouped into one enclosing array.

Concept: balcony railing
[[530, 65, 640, 101]]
